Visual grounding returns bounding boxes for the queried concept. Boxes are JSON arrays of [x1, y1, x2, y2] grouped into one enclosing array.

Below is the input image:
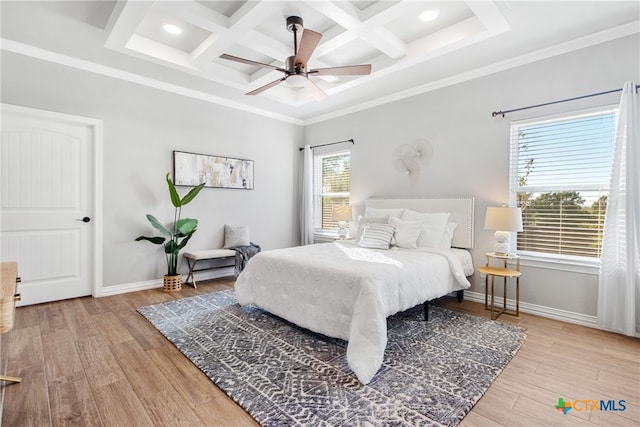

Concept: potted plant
[[136, 173, 205, 292]]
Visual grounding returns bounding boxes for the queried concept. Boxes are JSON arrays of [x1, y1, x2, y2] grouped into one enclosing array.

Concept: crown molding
[[2, 20, 637, 127], [0, 38, 304, 126], [304, 20, 640, 125]]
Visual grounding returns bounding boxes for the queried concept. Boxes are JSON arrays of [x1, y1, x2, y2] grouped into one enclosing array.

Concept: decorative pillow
[[401, 210, 450, 248], [223, 224, 250, 248], [355, 216, 388, 241], [438, 222, 458, 249], [364, 207, 404, 219], [358, 223, 396, 250], [389, 216, 423, 249]]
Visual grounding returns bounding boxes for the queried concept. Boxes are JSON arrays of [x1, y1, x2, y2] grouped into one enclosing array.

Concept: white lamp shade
[[484, 207, 523, 232], [331, 205, 352, 222]]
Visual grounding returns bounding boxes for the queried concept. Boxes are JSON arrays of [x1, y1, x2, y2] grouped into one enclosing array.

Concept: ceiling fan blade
[[303, 79, 328, 101], [220, 54, 286, 72], [246, 77, 286, 95], [309, 64, 372, 76], [294, 29, 322, 69]]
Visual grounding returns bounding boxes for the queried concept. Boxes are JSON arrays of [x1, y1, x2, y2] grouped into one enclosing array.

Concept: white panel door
[[1, 105, 98, 305]]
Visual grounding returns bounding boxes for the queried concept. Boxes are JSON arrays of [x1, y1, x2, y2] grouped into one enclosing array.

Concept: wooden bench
[[183, 249, 236, 288]]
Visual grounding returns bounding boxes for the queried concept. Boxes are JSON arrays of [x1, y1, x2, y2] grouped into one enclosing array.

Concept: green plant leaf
[[166, 173, 181, 207], [134, 236, 165, 245], [180, 182, 206, 206], [176, 218, 198, 235], [146, 214, 172, 238], [177, 231, 195, 250], [164, 239, 178, 255]]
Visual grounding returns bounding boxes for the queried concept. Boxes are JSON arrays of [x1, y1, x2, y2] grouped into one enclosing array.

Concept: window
[[510, 107, 617, 259], [313, 150, 350, 234]]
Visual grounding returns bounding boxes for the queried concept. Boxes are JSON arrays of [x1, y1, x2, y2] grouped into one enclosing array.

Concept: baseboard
[[99, 273, 598, 330], [463, 290, 598, 329], [98, 267, 235, 297]]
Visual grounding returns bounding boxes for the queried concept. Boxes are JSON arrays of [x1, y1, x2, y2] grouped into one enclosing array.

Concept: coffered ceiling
[[1, 1, 639, 124]]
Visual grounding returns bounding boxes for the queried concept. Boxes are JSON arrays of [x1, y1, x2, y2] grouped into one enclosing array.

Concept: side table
[[476, 253, 521, 320]]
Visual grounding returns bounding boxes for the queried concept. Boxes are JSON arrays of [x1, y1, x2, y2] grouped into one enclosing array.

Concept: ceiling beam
[[467, 0, 511, 33], [190, 1, 272, 67], [238, 30, 291, 63], [305, 1, 407, 59], [154, 1, 229, 33], [104, 1, 153, 50]]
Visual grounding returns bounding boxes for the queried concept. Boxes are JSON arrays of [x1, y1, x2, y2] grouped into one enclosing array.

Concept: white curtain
[[301, 145, 315, 245], [597, 81, 640, 336]]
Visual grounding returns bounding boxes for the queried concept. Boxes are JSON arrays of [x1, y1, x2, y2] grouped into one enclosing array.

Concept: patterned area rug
[[138, 290, 526, 426]]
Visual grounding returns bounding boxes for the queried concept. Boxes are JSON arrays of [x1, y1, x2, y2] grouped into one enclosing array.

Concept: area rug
[[138, 290, 526, 426]]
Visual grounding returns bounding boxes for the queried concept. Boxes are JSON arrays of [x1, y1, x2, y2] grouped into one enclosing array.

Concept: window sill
[[516, 251, 600, 275]]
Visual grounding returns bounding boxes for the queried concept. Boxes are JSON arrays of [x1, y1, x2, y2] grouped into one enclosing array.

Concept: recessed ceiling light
[[419, 9, 440, 22], [163, 24, 183, 35]]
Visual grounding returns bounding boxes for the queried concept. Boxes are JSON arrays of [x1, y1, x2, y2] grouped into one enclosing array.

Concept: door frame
[[1, 103, 104, 298]]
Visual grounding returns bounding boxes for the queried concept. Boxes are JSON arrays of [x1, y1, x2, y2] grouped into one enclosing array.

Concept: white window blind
[[313, 151, 350, 231], [510, 107, 617, 258]]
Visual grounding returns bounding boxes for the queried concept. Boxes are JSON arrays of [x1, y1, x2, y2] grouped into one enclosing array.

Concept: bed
[[235, 196, 475, 384]]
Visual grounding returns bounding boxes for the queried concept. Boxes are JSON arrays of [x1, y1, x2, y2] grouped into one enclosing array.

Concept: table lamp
[[332, 205, 352, 240], [484, 206, 523, 256]]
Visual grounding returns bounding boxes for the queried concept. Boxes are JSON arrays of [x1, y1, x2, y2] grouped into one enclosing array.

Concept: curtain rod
[[298, 139, 354, 151], [491, 84, 639, 118]]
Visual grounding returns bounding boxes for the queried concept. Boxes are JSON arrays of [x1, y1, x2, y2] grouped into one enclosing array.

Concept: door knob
[[77, 216, 91, 223]]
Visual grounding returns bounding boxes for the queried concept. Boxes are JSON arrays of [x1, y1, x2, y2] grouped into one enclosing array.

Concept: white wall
[[303, 35, 640, 319], [1, 51, 303, 288]]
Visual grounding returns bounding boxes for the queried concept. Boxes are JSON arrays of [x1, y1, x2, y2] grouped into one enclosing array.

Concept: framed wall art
[[173, 150, 254, 190]]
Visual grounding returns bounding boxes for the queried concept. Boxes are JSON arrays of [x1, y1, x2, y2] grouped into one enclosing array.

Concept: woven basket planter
[[163, 274, 182, 292]]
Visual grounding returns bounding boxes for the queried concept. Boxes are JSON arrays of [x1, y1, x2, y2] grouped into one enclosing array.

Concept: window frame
[[312, 149, 351, 240], [508, 105, 618, 274]]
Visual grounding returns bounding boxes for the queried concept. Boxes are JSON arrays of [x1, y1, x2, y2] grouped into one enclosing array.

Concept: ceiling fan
[[220, 16, 372, 100]]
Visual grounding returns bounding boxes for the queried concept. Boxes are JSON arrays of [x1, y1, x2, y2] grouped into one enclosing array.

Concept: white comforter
[[234, 241, 471, 384]]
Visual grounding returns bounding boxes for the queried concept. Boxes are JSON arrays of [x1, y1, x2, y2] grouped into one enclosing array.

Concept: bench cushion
[[183, 249, 236, 260]]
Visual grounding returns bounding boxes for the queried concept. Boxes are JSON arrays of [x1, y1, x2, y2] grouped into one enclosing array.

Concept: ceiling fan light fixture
[[220, 15, 371, 100], [286, 74, 307, 88], [163, 24, 183, 35], [419, 9, 440, 22]]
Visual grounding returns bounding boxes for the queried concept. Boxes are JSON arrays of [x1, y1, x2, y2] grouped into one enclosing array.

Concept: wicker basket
[[163, 274, 182, 292]]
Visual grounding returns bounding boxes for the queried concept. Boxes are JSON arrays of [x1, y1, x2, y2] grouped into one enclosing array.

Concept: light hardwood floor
[[1, 277, 638, 426]]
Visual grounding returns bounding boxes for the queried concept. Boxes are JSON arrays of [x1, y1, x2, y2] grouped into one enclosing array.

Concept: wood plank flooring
[[1, 277, 638, 426]]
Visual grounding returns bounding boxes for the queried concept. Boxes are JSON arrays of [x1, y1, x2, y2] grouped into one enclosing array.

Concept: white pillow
[[389, 217, 423, 249], [438, 222, 458, 249], [355, 216, 388, 241], [364, 207, 404, 219], [358, 223, 396, 250], [401, 210, 450, 248], [223, 224, 250, 248]]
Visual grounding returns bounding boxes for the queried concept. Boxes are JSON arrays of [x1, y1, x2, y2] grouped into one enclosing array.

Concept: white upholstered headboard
[[365, 196, 475, 249]]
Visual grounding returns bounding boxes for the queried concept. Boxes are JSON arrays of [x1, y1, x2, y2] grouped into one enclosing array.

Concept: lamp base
[[337, 221, 349, 240], [494, 230, 511, 256]]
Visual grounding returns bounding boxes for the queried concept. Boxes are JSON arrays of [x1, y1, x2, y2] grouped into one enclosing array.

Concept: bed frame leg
[[457, 290, 464, 303], [423, 301, 429, 321]]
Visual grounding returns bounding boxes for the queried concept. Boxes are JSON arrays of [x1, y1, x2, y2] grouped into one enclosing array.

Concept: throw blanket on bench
[[233, 242, 261, 275]]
